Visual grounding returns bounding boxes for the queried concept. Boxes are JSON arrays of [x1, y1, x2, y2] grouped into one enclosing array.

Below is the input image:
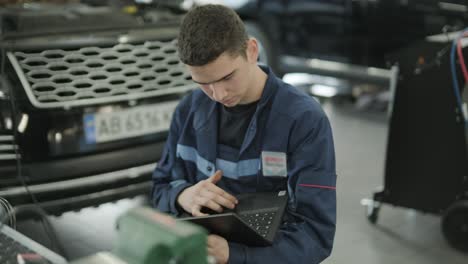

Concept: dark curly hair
[[177, 4, 249, 66]]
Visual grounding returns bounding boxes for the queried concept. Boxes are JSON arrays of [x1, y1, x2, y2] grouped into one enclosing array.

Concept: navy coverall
[[152, 66, 336, 263]]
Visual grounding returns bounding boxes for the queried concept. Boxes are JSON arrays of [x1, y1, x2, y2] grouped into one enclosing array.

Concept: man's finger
[[206, 183, 238, 204], [207, 247, 216, 258], [207, 235, 217, 246], [191, 205, 208, 217], [200, 189, 235, 210], [195, 196, 223, 213], [213, 194, 237, 209], [207, 170, 223, 184]]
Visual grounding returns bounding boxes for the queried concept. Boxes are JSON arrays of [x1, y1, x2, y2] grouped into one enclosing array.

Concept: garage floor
[[15, 101, 468, 263]]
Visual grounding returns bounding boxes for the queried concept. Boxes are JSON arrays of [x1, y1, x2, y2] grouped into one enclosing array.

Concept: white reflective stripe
[[176, 144, 260, 179], [176, 144, 214, 177], [215, 158, 260, 179], [169, 179, 188, 188]]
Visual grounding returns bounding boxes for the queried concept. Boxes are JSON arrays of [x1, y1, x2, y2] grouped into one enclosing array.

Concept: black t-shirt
[[218, 101, 258, 149]]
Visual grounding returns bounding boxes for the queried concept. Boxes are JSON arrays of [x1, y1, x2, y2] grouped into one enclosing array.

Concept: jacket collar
[[239, 65, 278, 154], [192, 66, 279, 159], [256, 65, 279, 109]]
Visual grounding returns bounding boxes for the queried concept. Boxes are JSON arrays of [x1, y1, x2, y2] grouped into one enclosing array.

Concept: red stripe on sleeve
[[299, 184, 336, 190]]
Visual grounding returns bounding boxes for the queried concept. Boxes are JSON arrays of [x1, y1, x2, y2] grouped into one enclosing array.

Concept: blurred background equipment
[[363, 30, 468, 252], [0, 204, 68, 264], [70, 207, 208, 264], [1, 205, 208, 264], [186, 0, 468, 99], [1, 223, 67, 264]]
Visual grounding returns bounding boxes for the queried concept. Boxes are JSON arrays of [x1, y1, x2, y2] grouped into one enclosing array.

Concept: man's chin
[[221, 98, 238, 107]]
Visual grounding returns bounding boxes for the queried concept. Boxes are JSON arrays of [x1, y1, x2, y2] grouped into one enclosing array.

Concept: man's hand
[[177, 170, 238, 216], [207, 234, 229, 264]]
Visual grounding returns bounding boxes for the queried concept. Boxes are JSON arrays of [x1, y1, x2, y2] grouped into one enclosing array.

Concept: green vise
[[113, 207, 208, 264]]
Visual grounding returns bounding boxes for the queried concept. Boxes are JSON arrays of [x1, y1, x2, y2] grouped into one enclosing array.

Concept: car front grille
[[8, 39, 197, 109]]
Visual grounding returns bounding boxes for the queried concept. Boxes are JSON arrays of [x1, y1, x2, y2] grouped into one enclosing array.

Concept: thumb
[[208, 170, 223, 184]]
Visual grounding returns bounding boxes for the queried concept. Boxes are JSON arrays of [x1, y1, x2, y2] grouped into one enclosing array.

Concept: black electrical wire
[[0, 16, 67, 260]]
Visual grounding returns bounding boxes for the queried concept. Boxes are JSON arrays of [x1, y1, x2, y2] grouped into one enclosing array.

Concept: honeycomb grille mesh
[[9, 39, 196, 108]]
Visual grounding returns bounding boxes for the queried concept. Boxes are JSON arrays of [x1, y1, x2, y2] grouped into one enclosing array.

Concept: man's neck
[[241, 66, 268, 104]]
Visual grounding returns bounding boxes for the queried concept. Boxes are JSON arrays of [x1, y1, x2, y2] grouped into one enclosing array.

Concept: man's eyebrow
[[192, 70, 236, 85]]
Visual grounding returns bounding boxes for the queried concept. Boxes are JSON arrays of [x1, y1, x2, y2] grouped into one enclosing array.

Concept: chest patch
[[261, 151, 287, 177]]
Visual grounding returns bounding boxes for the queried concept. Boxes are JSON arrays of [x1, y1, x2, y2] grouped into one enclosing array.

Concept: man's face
[[187, 41, 258, 107]]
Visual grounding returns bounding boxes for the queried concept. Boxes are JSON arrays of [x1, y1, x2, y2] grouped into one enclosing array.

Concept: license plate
[[84, 101, 179, 143]]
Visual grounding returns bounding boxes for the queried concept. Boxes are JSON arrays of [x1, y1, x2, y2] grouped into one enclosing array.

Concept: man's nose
[[211, 84, 228, 101]]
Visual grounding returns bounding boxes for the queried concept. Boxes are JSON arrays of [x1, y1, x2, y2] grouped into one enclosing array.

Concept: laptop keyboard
[[0, 230, 52, 264], [239, 211, 276, 237]]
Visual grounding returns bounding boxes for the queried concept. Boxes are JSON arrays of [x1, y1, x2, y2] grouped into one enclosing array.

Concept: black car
[[215, 0, 468, 82], [0, 3, 196, 215]]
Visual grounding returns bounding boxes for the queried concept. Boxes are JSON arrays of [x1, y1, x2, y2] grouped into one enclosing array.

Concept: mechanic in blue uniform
[[151, 4, 336, 264]]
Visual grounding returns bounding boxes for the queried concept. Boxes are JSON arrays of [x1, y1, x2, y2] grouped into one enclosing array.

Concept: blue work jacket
[[152, 66, 337, 264]]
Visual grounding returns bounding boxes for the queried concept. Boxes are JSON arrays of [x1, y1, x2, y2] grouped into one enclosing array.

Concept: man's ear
[[246, 38, 259, 64]]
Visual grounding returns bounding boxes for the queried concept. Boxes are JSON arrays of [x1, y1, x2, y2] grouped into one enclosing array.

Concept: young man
[[152, 4, 336, 264]]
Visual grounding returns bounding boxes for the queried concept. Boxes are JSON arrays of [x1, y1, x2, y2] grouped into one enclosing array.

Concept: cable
[[450, 28, 468, 123], [0, 197, 15, 228], [0, 51, 40, 206], [0, 198, 15, 229], [457, 34, 468, 82]]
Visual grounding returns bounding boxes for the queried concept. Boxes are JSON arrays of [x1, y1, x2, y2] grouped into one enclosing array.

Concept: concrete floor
[[16, 101, 468, 263]]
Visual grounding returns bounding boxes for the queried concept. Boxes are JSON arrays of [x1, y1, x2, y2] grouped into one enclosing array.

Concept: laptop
[[180, 190, 288, 247], [0, 224, 67, 264]]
